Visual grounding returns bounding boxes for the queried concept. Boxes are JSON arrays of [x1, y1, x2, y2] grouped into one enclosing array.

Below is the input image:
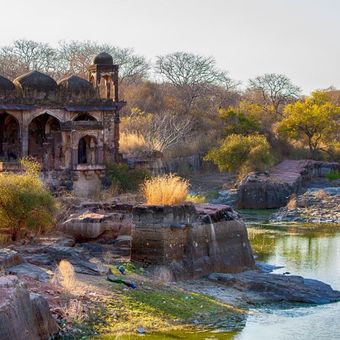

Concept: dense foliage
[[279, 92, 340, 158], [105, 163, 149, 193], [0, 159, 57, 242], [205, 134, 274, 175]]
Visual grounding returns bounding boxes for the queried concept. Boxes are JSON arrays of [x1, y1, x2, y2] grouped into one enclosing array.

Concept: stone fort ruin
[[0, 52, 125, 195]]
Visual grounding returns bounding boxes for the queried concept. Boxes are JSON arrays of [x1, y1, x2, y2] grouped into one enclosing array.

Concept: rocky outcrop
[[271, 188, 340, 223], [62, 211, 130, 240], [61, 203, 133, 253], [131, 203, 255, 279], [208, 271, 340, 304], [237, 160, 339, 209], [0, 249, 23, 268], [0, 276, 58, 340]]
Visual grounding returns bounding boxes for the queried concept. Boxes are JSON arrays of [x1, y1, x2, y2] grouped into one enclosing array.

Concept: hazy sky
[[0, 0, 339, 93]]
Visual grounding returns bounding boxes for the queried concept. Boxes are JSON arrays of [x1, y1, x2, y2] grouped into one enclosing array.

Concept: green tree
[[205, 134, 274, 175], [279, 91, 340, 158], [219, 106, 260, 136]]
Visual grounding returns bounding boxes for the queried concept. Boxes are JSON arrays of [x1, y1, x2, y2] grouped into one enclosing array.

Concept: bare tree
[[248, 73, 301, 115], [123, 110, 193, 152], [58, 41, 150, 83], [156, 52, 237, 113], [0, 40, 59, 77], [146, 111, 193, 152], [0, 54, 28, 79]]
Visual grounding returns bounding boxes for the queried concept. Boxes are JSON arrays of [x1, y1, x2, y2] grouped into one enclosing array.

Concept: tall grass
[[141, 174, 189, 205], [119, 133, 149, 154], [53, 260, 76, 290]]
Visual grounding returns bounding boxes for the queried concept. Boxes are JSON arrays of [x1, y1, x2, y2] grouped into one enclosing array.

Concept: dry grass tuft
[[120, 133, 149, 154], [314, 189, 328, 200], [287, 194, 297, 210], [61, 299, 87, 323], [53, 260, 76, 290], [141, 174, 189, 205]]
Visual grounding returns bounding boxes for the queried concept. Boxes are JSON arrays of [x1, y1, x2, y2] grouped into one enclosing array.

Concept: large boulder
[[237, 160, 340, 209], [209, 271, 340, 304], [0, 276, 58, 340], [61, 210, 132, 242]]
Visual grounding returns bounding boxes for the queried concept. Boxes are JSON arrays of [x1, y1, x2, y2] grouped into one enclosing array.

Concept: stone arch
[[0, 112, 21, 160], [77, 135, 98, 165], [74, 113, 97, 121], [28, 113, 62, 170], [27, 110, 64, 126]]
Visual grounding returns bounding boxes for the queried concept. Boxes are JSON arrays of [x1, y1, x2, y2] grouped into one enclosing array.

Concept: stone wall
[[131, 203, 255, 279]]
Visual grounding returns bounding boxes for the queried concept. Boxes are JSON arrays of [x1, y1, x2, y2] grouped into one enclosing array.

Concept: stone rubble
[[271, 188, 340, 223]]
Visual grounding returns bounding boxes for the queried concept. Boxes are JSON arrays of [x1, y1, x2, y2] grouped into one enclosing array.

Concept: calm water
[[239, 222, 340, 340]]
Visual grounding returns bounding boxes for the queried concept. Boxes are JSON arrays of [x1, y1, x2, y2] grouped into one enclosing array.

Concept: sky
[[0, 0, 339, 94]]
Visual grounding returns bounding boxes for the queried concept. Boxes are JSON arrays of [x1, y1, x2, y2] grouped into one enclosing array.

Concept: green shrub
[[106, 163, 149, 193], [0, 159, 57, 242], [186, 194, 206, 203], [325, 171, 340, 181], [205, 134, 274, 175]]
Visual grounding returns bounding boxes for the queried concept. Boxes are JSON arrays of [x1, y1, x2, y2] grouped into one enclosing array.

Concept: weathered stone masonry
[[0, 52, 125, 194]]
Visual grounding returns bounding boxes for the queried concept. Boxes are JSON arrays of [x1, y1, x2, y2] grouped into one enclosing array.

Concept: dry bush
[[0, 159, 57, 241], [61, 299, 87, 323], [120, 132, 149, 154], [314, 190, 328, 200], [53, 260, 76, 290], [141, 174, 189, 205], [287, 194, 297, 210]]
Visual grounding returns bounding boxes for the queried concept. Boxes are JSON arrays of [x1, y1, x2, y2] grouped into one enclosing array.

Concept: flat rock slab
[[6, 263, 52, 282], [208, 271, 340, 304]]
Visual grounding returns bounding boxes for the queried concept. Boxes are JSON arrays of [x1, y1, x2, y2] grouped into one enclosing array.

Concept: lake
[[238, 221, 340, 340]]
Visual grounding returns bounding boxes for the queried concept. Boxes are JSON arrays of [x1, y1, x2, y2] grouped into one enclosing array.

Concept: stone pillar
[[71, 148, 78, 168], [98, 146, 104, 164], [113, 68, 119, 102], [21, 125, 29, 157], [113, 110, 120, 162]]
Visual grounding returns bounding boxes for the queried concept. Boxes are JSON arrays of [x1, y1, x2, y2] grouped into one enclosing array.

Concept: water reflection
[[242, 223, 340, 340]]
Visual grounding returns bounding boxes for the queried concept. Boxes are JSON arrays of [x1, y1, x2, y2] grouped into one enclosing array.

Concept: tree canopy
[[205, 134, 274, 175], [279, 91, 340, 158]]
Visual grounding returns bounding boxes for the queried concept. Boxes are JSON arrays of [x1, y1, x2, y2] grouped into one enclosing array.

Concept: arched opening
[[0, 112, 20, 161], [74, 113, 97, 121], [28, 113, 62, 170], [78, 135, 97, 165]]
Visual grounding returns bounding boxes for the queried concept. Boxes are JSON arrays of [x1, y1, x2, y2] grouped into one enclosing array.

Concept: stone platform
[[131, 203, 255, 279]]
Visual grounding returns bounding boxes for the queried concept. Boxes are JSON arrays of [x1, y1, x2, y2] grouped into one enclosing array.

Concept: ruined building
[[0, 52, 125, 195]]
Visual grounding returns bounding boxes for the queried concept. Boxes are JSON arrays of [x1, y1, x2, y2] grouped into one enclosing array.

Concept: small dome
[[0, 75, 16, 92], [58, 75, 93, 93], [14, 71, 57, 92], [92, 52, 113, 65], [58, 75, 96, 102]]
